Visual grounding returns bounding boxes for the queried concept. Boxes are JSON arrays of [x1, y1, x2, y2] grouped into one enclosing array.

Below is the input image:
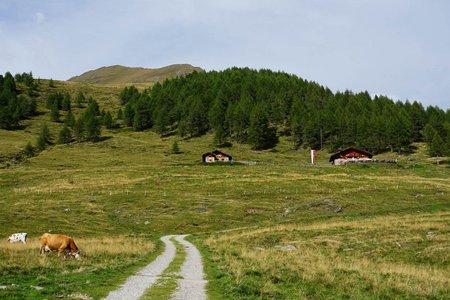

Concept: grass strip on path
[[140, 237, 187, 300]]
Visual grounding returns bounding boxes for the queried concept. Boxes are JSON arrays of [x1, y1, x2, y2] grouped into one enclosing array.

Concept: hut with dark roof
[[202, 150, 232, 163], [329, 147, 373, 165]]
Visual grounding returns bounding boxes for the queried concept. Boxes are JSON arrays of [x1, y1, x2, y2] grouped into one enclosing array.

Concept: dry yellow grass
[[206, 212, 450, 298], [0, 235, 154, 264]]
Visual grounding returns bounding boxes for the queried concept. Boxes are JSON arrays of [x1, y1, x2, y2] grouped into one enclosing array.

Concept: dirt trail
[[102, 234, 207, 300], [170, 235, 207, 300], [102, 235, 176, 300]]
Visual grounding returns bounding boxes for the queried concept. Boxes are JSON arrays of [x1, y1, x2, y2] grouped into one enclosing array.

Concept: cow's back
[[40, 233, 71, 250]]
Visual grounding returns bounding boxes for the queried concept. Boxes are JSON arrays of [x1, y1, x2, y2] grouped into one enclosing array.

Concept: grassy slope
[[0, 80, 449, 299], [67, 64, 203, 85]]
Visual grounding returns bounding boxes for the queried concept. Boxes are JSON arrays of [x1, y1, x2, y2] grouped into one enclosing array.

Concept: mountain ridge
[[68, 64, 203, 84]]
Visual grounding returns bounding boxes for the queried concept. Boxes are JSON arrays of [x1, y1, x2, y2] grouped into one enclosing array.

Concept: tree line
[[119, 68, 450, 156], [0, 72, 38, 129], [2, 69, 449, 158]]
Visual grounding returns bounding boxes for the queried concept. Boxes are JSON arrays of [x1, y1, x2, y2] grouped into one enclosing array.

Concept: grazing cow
[[39, 233, 80, 259], [7, 233, 28, 244]]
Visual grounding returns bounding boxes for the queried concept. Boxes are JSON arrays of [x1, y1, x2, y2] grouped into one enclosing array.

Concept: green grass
[[0, 80, 449, 299], [203, 212, 450, 299], [0, 236, 161, 299]]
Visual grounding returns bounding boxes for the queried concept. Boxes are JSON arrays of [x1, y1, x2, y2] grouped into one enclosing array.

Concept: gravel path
[[102, 234, 207, 300], [170, 235, 207, 300], [102, 235, 176, 300]]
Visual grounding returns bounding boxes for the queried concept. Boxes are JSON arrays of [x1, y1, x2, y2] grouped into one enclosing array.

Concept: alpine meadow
[[0, 66, 449, 299]]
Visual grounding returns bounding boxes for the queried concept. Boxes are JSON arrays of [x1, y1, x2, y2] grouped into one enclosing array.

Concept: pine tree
[[75, 91, 85, 108], [28, 98, 37, 116], [40, 124, 51, 144], [103, 111, 114, 129], [117, 108, 123, 120], [123, 103, 134, 127], [171, 141, 180, 154], [213, 125, 228, 147], [50, 102, 60, 122], [85, 114, 101, 142], [65, 111, 76, 128], [290, 98, 306, 148], [186, 97, 208, 137], [208, 97, 226, 130], [24, 142, 34, 157], [74, 118, 85, 142], [232, 101, 251, 143], [86, 98, 100, 116], [36, 124, 50, 151], [247, 106, 278, 150], [61, 93, 71, 111], [36, 134, 46, 151], [429, 132, 445, 157], [133, 99, 152, 131], [58, 125, 72, 144]]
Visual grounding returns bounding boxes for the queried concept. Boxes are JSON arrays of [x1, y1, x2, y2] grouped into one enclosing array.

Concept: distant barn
[[329, 147, 373, 165], [202, 150, 232, 163]]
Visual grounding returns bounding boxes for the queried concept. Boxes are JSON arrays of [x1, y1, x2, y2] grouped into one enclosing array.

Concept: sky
[[0, 0, 449, 109]]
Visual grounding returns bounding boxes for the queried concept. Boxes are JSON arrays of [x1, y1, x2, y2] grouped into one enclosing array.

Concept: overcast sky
[[1, 0, 449, 109]]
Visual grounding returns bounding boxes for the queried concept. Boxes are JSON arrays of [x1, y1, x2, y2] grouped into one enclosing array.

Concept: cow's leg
[[58, 241, 69, 257], [40, 245, 45, 256]]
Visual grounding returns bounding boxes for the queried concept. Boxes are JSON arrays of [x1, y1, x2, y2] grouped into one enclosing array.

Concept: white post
[[311, 149, 316, 165]]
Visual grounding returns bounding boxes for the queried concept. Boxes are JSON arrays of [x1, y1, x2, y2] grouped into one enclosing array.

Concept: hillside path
[[170, 235, 207, 300], [102, 235, 176, 300], [102, 234, 207, 300]]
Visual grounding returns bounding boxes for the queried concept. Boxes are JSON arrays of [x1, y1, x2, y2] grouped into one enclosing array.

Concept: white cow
[[7, 233, 28, 244]]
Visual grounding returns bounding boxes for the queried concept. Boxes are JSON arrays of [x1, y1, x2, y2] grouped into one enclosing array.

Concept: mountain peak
[[68, 64, 203, 84]]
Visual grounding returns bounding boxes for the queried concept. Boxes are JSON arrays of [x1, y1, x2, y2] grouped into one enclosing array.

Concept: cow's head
[[71, 251, 81, 260]]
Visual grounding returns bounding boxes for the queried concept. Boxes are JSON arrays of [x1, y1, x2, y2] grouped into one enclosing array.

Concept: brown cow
[[39, 233, 80, 259]]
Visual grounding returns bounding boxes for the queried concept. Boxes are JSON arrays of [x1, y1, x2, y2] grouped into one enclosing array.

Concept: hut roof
[[202, 149, 233, 161], [329, 147, 373, 162]]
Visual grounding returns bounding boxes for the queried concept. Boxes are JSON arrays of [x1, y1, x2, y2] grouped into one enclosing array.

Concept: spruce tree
[[133, 99, 152, 131], [171, 141, 180, 154], [50, 102, 60, 122], [123, 103, 134, 127], [103, 111, 114, 129], [186, 97, 208, 137], [58, 125, 72, 144], [213, 126, 228, 147], [75, 91, 85, 108], [65, 111, 76, 128], [85, 114, 101, 142], [429, 132, 445, 157], [36, 134, 46, 151], [74, 118, 85, 142], [61, 93, 71, 111], [247, 106, 278, 150], [117, 108, 123, 120], [40, 124, 51, 144], [24, 142, 34, 157]]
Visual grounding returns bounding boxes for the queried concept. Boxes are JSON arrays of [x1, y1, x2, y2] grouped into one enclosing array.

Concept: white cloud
[[0, 1, 448, 109], [35, 12, 45, 24]]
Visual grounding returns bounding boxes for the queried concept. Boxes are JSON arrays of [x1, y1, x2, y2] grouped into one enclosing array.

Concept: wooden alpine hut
[[329, 147, 373, 165], [202, 150, 233, 163]]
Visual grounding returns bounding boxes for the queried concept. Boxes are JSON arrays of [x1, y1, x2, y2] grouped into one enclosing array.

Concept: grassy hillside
[[0, 80, 449, 299], [67, 64, 203, 85]]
